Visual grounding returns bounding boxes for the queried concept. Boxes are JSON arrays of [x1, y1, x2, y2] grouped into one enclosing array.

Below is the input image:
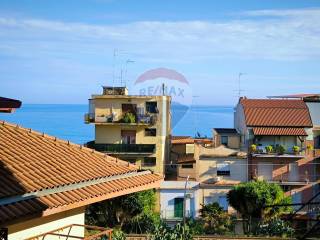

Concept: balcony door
[[122, 104, 137, 114], [174, 197, 184, 218], [121, 130, 136, 144], [289, 163, 299, 182], [258, 162, 273, 181]]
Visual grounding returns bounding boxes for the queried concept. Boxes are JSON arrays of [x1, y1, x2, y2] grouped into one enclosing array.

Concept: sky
[[1, 0, 320, 105]]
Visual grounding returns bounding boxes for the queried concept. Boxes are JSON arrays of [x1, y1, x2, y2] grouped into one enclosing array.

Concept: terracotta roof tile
[[253, 127, 307, 136], [240, 99, 312, 127], [0, 121, 163, 225]]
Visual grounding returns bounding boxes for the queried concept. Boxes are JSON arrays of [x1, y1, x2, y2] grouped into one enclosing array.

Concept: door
[[174, 198, 184, 218], [289, 163, 299, 182], [258, 162, 273, 181], [121, 130, 136, 144]]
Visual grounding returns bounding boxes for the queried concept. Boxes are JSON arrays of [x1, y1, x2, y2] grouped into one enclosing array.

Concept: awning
[[253, 127, 307, 136]]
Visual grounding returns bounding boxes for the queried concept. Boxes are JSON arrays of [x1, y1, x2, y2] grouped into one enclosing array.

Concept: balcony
[[84, 113, 158, 125], [86, 141, 156, 154], [250, 144, 305, 158]]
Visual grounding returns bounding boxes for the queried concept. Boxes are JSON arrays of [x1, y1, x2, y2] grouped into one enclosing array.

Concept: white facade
[[160, 181, 201, 219]]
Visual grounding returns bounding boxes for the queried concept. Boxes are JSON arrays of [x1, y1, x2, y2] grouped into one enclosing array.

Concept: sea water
[[0, 104, 234, 144]]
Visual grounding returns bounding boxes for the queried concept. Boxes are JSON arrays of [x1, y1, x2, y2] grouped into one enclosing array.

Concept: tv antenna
[[237, 72, 247, 98]]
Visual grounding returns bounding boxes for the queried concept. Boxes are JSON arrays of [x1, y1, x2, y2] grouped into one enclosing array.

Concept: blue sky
[[1, 0, 320, 105]]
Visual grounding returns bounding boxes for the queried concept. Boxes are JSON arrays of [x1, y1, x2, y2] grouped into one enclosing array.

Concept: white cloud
[[0, 8, 320, 61]]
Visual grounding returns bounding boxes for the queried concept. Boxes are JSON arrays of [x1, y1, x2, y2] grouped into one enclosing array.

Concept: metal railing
[[86, 141, 156, 154], [160, 210, 194, 220]]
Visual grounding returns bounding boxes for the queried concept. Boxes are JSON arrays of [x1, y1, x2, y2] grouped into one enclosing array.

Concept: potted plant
[[277, 145, 286, 155], [250, 144, 257, 153], [122, 112, 136, 123], [265, 145, 273, 154], [292, 145, 300, 155]]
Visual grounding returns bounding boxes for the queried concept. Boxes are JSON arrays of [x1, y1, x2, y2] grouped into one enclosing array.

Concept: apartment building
[[160, 135, 247, 221], [234, 97, 319, 203], [85, 86, 171, 175]]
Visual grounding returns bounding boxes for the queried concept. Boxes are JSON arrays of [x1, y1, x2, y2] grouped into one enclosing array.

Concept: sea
[[0, 104, 234, 144]]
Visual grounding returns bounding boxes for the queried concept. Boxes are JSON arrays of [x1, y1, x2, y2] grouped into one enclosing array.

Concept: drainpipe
[[183, 175, 190, 228]]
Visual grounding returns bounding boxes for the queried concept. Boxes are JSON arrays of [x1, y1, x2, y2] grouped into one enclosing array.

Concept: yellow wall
[[8, 207, 85, 240], [197, 157, 247, 183], [91, 95, 171, 175]]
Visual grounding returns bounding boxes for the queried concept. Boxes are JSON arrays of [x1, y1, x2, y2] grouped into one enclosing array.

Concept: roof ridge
[[0, 120, 135, 168]]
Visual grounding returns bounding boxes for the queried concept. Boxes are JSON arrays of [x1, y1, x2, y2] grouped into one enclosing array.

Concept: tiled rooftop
[[0, 121, 163, 225], [240, 98, 313, 127], [253, 127, 307, 136]]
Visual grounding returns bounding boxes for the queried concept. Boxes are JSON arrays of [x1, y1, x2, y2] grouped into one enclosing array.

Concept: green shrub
[[200, 202, 234, 234], [112, 229, 126, 240], [254, 219, 294, 237], [122, 112, 136, 123]]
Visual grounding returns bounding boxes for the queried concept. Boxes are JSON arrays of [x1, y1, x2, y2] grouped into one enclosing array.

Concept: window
[[221, 136, 228, 146], [121, 130, 136, 144], [146, 101, 158, 113], [217, 163, 230, 176], [218, 196, 228, 211], [181, 164, 193, 169], [145, 128, 157, 136], [142, 157, 156, 167]]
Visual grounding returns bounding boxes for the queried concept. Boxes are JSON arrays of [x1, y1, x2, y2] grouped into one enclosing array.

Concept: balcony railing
[[86, 141, 156, 154], [160, 210, 194, 220], [251, 144, 305, 157], [84, 113, 158, 125]]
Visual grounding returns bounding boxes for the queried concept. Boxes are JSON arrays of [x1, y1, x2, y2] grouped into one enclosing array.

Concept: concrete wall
[[160, 182, 201, 218], [250, 156, 316, 183], [8, 207, 85, 240], [234, 103, 247, 150], [214, 134, 240, 149], [306, 102, 320, 127], [92, 96, 171, 175], [201, 186, 234, 213], [197, 157, 247, 183]]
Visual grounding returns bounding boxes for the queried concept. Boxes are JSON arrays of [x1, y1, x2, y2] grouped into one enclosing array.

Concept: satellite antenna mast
[[112, 49, 117, 89], [238, 72, 247, 98], [124, 59, 135, 87]]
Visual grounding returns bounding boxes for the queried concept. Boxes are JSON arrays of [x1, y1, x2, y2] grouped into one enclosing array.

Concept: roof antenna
[[237, 73, 247, 98]]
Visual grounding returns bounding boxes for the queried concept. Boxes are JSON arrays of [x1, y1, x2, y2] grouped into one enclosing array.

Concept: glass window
[[145, 128, 157, 136], [221, 136, 228, 146], [142, 157, 156, 167], [181, 164, 193, 169], [146, 101, 158, 113], [217, 163, 230, 176]]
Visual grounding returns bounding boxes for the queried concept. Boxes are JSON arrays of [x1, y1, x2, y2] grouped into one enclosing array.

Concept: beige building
[[161, 135, 247, 219], [85, 86, 171, 175]]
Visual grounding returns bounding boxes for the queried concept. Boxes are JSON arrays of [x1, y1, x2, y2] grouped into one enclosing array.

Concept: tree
[[86, 189, 158, 233], [227, 180, 292, 234], [199, 202, 234, 234]]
